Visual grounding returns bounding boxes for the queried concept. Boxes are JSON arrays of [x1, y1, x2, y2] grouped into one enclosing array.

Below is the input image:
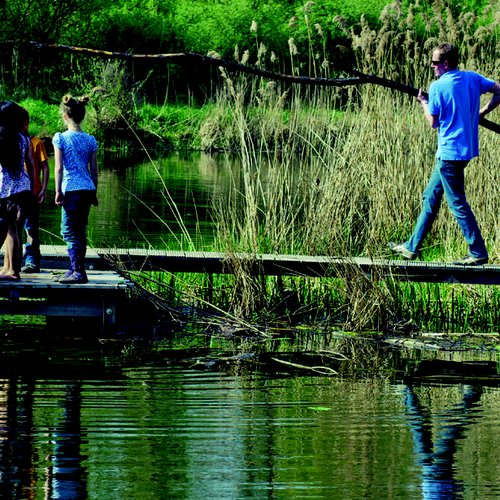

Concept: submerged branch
[[271, 356, 338, 375]]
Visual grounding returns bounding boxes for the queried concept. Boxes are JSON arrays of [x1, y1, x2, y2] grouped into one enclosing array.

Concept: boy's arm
[[38, 160, 49, 203], [32, 139, 50, 203]]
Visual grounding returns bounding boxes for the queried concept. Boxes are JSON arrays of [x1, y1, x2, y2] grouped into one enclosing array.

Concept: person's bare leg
[[0, 242, 8, 275], [0, 226, 20, 279]]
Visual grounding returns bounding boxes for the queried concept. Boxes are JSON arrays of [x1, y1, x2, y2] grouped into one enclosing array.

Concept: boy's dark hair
[[61, 94, 90, 124], [436, 43, 459, 69]]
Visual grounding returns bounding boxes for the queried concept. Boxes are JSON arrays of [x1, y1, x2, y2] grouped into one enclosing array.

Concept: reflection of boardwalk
[[37, 245, 500, 284], [0, 381, 87, 498]]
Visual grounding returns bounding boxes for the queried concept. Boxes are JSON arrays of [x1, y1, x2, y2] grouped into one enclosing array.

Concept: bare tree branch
[[5, 40, 500, 134]]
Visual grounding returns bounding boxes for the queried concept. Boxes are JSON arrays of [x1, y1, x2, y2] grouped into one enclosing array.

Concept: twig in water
[[271, 357, 338, 375]]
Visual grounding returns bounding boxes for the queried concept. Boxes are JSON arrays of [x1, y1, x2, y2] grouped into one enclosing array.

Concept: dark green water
[[1, 334, 500, 499], [6, 152, 500, 498], [40, 151, 237, 249]]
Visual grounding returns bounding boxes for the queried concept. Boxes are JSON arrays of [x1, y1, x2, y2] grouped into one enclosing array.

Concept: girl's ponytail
[[61, 94, 89, 124]]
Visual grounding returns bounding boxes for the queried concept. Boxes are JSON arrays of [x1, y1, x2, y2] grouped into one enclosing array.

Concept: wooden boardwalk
[[0, 260, 133, 329], [1, 245, 498, 329], [39, 245, 500, 285]]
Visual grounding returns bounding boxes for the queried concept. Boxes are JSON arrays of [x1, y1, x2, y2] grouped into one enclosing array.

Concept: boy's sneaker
[[21, 263, 40, 273], [388, 242, 417, 260], [452, 254, 489, 266], [58, 271, 88, 284]]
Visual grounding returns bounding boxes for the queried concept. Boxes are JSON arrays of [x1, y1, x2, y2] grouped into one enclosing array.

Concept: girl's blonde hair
[[61, 94, 90, 124]]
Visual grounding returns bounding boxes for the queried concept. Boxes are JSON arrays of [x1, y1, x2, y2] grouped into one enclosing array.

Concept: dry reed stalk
[[199, 4, 499, 323]]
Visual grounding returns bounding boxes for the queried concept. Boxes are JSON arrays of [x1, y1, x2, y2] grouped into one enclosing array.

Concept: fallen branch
[[10, 41, 500, 134], [347, 69, 500, 134], [271, 356, 338, 375]]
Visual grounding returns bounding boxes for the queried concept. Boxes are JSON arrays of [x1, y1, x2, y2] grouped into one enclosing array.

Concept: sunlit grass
[[151, 3, 500, 330], [137, 102, 214, 149]]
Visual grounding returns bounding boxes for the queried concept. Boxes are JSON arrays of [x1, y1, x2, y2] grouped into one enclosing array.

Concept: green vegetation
[[127, 265, 500, 334], [124, 1, 499, 332], [0, 0, 496, 102], [0, 0, 498, 334]]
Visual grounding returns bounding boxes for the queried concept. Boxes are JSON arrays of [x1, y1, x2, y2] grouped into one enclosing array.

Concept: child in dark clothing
[[20, 108, 49, 273]]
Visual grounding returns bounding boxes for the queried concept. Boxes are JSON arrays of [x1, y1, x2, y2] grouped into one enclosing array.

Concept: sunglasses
[[431, 59, 445, 66]]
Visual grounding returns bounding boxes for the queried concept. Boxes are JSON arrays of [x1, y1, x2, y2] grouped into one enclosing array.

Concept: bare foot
[[0, 273, 20, 281]]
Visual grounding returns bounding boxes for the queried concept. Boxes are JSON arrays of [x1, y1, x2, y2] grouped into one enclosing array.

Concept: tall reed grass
[[207, 3, 499, 260], [189, 1, 500, 328], [131, 1, 499, 333]]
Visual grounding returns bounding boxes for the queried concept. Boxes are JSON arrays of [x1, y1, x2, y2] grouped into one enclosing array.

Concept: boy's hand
[[38, 189, 46, 204]]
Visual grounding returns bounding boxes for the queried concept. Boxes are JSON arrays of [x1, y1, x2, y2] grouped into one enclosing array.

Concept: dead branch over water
[[11, 41, 499, 135]]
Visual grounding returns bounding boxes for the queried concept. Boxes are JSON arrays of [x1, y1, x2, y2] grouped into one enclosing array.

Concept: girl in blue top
[[53, 94, 98, 284]]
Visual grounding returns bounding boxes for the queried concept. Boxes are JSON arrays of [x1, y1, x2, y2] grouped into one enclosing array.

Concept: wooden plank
[[0, 246, 132, 329], [4, 245, 500, 284], [0, 270, 131, 291], [0, 300, 104, 317], [0, 268, 130, 328]]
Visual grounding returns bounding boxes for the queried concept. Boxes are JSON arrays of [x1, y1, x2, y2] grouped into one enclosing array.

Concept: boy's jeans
[[406, 158, 488, 258], [24, 203, 41, 267]]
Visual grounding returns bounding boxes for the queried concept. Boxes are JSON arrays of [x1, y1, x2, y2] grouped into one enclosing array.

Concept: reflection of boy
[[22, 132, 49, 273]]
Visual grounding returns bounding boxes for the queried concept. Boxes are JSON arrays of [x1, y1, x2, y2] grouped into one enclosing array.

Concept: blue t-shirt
[[428, 69, 494, 160], [52, 130, 98, 193]]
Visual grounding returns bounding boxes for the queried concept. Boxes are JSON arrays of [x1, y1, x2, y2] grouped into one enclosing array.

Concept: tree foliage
[[0, 0, 497, 102], [0, 0, 102, 43]]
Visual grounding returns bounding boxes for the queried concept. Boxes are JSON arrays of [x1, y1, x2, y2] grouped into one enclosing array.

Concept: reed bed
[[132, 2, 500, 334], [208, 42, 499, 259], [130, 266, 500, 334]]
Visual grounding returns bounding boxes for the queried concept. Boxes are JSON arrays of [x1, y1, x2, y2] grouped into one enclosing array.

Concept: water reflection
[[405, 384, 483, 499], [39, 151, 304, 250], [0, 379, 36, 499], [1, 347, 500, 498], [45, 384, 86, 499], [0, 380, 86, 499], [39, 152, 241, 249]]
